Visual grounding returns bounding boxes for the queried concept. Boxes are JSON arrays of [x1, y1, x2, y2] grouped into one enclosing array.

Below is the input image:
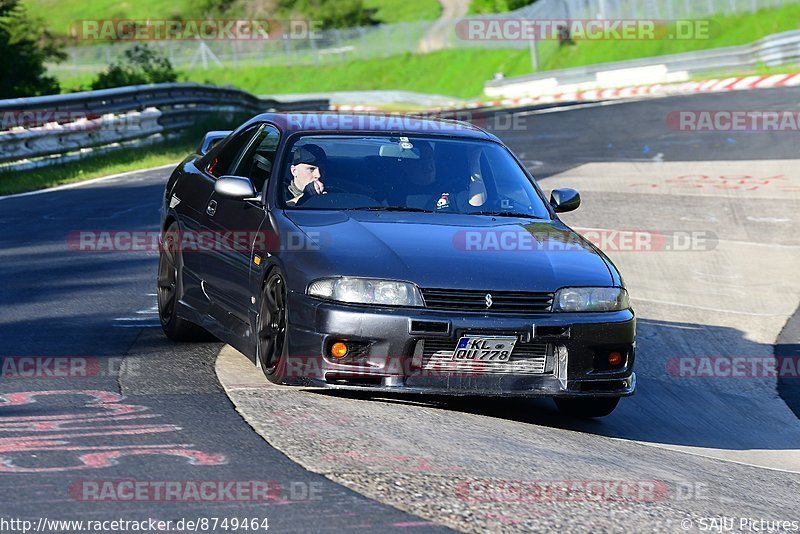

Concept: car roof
[[244, 112, 500, 142]]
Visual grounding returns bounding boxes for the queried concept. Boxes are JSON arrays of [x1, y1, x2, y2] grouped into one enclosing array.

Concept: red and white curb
[[446, 73, 800, 111], [329, 104, 380, 112], [328, 73, 800, 113]]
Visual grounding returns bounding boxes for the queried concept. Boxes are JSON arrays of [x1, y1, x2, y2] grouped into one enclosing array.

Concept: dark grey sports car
[[159, 112, 635, 417]]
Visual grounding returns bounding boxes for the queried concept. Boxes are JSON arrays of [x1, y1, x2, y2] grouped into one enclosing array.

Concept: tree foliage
[[277, 0, 378, 30], [91, 44, 178, 90], [0, 0, 65, 98]]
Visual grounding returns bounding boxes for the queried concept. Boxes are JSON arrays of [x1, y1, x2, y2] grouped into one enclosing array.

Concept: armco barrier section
[[0, 83, 328, 172]]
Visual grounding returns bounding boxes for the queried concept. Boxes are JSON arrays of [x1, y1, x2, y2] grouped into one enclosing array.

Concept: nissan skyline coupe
[[158, 112, 635, 417]]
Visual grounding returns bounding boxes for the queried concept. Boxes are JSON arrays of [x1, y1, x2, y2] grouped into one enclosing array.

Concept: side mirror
[[215, 176, 258, 201], [549, 188, 581, 213]]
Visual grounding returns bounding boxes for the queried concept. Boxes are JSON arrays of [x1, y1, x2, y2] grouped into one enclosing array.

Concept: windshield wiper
[[345, 206, 436, 213], [468, 211, 545, 220]]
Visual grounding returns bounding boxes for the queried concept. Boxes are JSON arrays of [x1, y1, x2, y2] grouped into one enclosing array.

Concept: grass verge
[[0, 139, 191, 196], [532, 4, 800, 71], [363, 0, 441, 24], [179, 49, 533, 99], [26, 0, 440, 38]]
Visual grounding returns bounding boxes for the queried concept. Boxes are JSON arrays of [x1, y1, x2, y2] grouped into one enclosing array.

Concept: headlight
[[307, 277, 424, 307], [552, 287, 629, 312]]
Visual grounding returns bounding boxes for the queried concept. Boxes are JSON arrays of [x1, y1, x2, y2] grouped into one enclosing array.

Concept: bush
[[0, 0, 65, 97], [91, 44, 177, 90], [277, 0, 378, 30], [469, 0, 538, 14], [198, 0, 237, 15]]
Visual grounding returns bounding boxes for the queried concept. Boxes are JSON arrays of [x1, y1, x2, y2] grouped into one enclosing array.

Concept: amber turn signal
[[330, 342, 349, 359]]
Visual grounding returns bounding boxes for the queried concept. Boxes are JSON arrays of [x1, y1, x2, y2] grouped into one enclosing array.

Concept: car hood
[[284, 211, 614, 292]]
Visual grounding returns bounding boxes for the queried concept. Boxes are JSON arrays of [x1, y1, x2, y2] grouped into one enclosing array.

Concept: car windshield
[[280, 135, 551, 218]]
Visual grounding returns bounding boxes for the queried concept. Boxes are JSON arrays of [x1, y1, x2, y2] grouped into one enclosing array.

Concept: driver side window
[[230, 125, 281, 192]]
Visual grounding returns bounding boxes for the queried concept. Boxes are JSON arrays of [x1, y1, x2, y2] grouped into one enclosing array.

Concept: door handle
[[206, 200, 217, 216]]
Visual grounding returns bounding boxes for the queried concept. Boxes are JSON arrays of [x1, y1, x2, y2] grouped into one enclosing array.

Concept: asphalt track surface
[[1, 87, 799, 532]]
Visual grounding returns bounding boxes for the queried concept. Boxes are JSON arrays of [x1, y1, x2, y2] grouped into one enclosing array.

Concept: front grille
[[420, 288, 553, 314], [418, 338, 551, 375]]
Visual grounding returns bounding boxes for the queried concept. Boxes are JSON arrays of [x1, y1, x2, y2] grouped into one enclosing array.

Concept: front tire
[[256, 269, 289, 383], [554, 397, 620, 418], [157, 222, 211, 341]]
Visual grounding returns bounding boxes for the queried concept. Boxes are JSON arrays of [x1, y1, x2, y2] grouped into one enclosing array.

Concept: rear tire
[[157, 222, 212, 341], [554, 397, 620, 418]]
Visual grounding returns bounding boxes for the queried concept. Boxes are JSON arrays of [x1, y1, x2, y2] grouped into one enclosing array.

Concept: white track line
[[0, 163, 175, 202], [608, 437, 800, 475], [631, 296, 791, 317], [517, 98, 646, 117]]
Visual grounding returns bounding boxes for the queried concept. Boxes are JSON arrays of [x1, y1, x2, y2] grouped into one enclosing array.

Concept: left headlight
[[307, 277, 424, 307], [552, 287, 630, 312]]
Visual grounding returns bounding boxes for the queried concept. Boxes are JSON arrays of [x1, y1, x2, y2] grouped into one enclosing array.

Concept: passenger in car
[[400, 142, 487, 211]]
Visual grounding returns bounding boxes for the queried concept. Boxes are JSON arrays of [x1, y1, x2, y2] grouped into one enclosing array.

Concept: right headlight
[[552, 287, 630, 312]]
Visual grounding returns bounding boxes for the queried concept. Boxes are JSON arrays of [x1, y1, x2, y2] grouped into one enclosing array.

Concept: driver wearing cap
[[287, 144, 327, 207]]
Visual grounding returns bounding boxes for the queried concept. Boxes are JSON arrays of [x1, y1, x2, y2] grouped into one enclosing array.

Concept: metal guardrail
[[0, 83, 328, 171], [485, 29, 800, 97]]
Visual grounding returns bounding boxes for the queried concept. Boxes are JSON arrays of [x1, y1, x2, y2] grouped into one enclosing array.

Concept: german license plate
[[452, 336, 517, 362]]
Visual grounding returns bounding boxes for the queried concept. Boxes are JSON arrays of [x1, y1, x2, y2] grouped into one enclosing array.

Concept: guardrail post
[[281, 37, 290, 67], [359, 27, 368, 60], [306, 35, 314, 65], [70, 50, 79, 78]]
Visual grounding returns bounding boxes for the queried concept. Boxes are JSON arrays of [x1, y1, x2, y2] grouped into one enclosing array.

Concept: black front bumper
[[279, 293, 636, 398]]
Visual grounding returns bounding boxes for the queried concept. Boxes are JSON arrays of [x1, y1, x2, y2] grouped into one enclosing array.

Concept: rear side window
[[230, 125, 281, 191], [205, 125, 260, 178]]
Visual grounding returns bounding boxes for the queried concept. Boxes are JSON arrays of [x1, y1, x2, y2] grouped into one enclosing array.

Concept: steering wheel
[[320, 184, 348, 194], [299, 193, 381, 209]]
